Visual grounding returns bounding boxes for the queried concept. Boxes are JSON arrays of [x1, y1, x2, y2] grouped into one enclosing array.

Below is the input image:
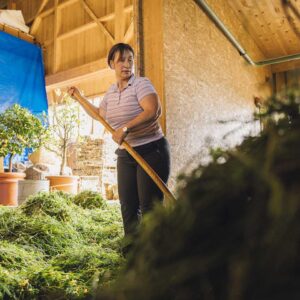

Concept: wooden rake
[[86, 108, 177, 204]]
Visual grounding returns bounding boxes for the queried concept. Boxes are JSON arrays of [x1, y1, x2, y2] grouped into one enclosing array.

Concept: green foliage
[[0, 104, 49, 170], [74, 191, 107, 209], [45, 94, 80, 175], [0, 191, 124, 299], [99, 89, 300, 300]]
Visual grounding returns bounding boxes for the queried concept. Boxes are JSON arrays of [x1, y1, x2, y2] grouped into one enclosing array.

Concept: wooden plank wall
[[14, 0, 134, 101]]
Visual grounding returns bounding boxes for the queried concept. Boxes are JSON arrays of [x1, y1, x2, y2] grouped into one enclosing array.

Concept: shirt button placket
[[118, 91, 121, 104]]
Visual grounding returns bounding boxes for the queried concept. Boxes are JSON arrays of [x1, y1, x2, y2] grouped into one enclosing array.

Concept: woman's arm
[[126, 93, 160, 130], [67, 87, 106, 119], [112, 93, 161, 144]]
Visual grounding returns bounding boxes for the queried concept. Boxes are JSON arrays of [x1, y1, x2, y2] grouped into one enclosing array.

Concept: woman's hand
[[67, 86, 81, 100], [112, 127, 128, 145]]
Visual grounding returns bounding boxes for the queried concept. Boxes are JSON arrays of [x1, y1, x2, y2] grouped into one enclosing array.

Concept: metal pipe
[[194, 0, 300, 67]]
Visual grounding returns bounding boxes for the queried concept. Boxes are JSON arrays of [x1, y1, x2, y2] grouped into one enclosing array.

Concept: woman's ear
[[109, 60, 115, 69]]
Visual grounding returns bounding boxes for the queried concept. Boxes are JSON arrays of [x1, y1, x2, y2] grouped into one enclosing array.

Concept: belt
[[116, 137, 165, 157]]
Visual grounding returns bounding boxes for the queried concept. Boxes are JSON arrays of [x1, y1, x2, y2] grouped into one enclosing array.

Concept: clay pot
[[0, 157, 4, 173], [46, 175, 79, 194], [0, 172, 26, 206]]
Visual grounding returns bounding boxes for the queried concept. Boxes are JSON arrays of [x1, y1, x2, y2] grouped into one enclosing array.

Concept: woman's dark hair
[[107, 43, 134, 68]]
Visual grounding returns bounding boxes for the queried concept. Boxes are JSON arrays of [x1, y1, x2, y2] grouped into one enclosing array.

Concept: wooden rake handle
[[89, 110, 177, 203]]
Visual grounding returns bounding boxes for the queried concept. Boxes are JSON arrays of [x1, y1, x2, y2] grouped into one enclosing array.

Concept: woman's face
[[110, 50, 134, 80]]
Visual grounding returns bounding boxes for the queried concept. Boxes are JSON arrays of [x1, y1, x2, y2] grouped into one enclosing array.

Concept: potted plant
[[0, 104, 49, 206], [45, 93, 80, 194]]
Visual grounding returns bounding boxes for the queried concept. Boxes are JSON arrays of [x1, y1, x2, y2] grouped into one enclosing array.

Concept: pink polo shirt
[[100, 75, 164, 147]]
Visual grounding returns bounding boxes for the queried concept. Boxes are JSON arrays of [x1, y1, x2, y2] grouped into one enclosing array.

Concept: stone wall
[[163, 0, 273, 187], [67, 137, 104, 191], [69, 137, 104, 177], [67, 135, 118, 196]]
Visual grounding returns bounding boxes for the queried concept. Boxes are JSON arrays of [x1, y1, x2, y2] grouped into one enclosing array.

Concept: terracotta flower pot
[[0, 172, 26, 206], [0, 158, 4, 173], [46, 175, 79, 194]]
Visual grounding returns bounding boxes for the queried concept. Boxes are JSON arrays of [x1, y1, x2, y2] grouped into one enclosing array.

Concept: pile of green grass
[[73, 191, 107, 209], [99, 89, 300, 300], [0, 191, 124, 299]]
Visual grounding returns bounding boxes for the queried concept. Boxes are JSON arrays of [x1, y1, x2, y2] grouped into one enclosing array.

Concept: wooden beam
[[125, 5, 134, 14], [80, 0, 115, 44], [33, 4, 133, 42], [0, 23, 35, 43], [36, 0, 50, 16], [271, 60, 300, 73], [30, 0, 50, 34], [133, 0, 142, 76], [115, 0, 125, 42], [124, 19, 134, 43], [38, 2, 132, 23], [46, 58, 113, 91], [58, 14, 112, 40], [57, 5, 133, 41], [52, 0, 59, 74], [7, 0, 16, 9], [33, 0, 79, 23]]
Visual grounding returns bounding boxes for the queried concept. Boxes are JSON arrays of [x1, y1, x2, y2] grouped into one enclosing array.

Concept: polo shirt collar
[[112, 74, 135, 92], [127, 74, 135, 86]]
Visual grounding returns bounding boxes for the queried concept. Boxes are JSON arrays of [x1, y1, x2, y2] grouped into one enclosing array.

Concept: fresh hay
[[0, 191, 124, 299], [98, 89, 300, 300], [20, 191, 74, 221], [73, 191, 107, 209]]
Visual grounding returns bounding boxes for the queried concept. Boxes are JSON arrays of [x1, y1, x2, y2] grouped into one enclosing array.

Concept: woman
[[68, 43, 170, 237]]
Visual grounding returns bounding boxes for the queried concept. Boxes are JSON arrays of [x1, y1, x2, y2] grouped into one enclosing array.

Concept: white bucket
[[18, 180, 50, 205]]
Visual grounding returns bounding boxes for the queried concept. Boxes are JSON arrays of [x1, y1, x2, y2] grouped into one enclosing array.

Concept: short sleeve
[[135, 77, 157, 102], [99, 94, 107, 111]]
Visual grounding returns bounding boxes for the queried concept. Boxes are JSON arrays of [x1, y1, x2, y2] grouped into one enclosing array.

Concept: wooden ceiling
[[226, 0, 300, 72], [2, 0, 299, 102], [10, 0, 134, 103]]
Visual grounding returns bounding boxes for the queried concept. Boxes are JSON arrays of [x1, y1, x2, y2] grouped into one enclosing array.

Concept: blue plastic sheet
[[0, 31, 48, 166], [0, 31, 48, 114]]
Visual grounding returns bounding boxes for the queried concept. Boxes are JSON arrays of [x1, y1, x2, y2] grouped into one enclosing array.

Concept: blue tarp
[[0, 31, 48, 114], [0, 31, 48, 166]]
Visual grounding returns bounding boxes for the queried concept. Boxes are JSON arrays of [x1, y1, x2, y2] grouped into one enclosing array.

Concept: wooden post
[[139, 0, 166, 134], [115, 0, 125, 42], [7, 0, 17, 9]]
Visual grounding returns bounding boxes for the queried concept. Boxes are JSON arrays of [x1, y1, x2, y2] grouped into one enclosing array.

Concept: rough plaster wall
[[163, 0, 272, 187]]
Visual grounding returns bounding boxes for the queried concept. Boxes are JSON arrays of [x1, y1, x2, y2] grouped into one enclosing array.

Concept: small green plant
[[0, 104, 49, 172], [45, 93, 80, 175]]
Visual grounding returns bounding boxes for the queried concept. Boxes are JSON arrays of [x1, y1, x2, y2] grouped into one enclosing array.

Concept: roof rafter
[[80, 0, 115, 44]]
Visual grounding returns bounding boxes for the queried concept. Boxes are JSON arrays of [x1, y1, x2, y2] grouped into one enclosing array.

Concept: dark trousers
[[116, 137, 171, 236]]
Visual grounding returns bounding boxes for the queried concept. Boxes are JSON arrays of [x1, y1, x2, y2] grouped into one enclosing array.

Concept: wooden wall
[[15, 0, 134, 102]]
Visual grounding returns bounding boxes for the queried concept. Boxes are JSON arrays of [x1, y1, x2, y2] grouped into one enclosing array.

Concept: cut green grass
[[0, 191, 124, 299]]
